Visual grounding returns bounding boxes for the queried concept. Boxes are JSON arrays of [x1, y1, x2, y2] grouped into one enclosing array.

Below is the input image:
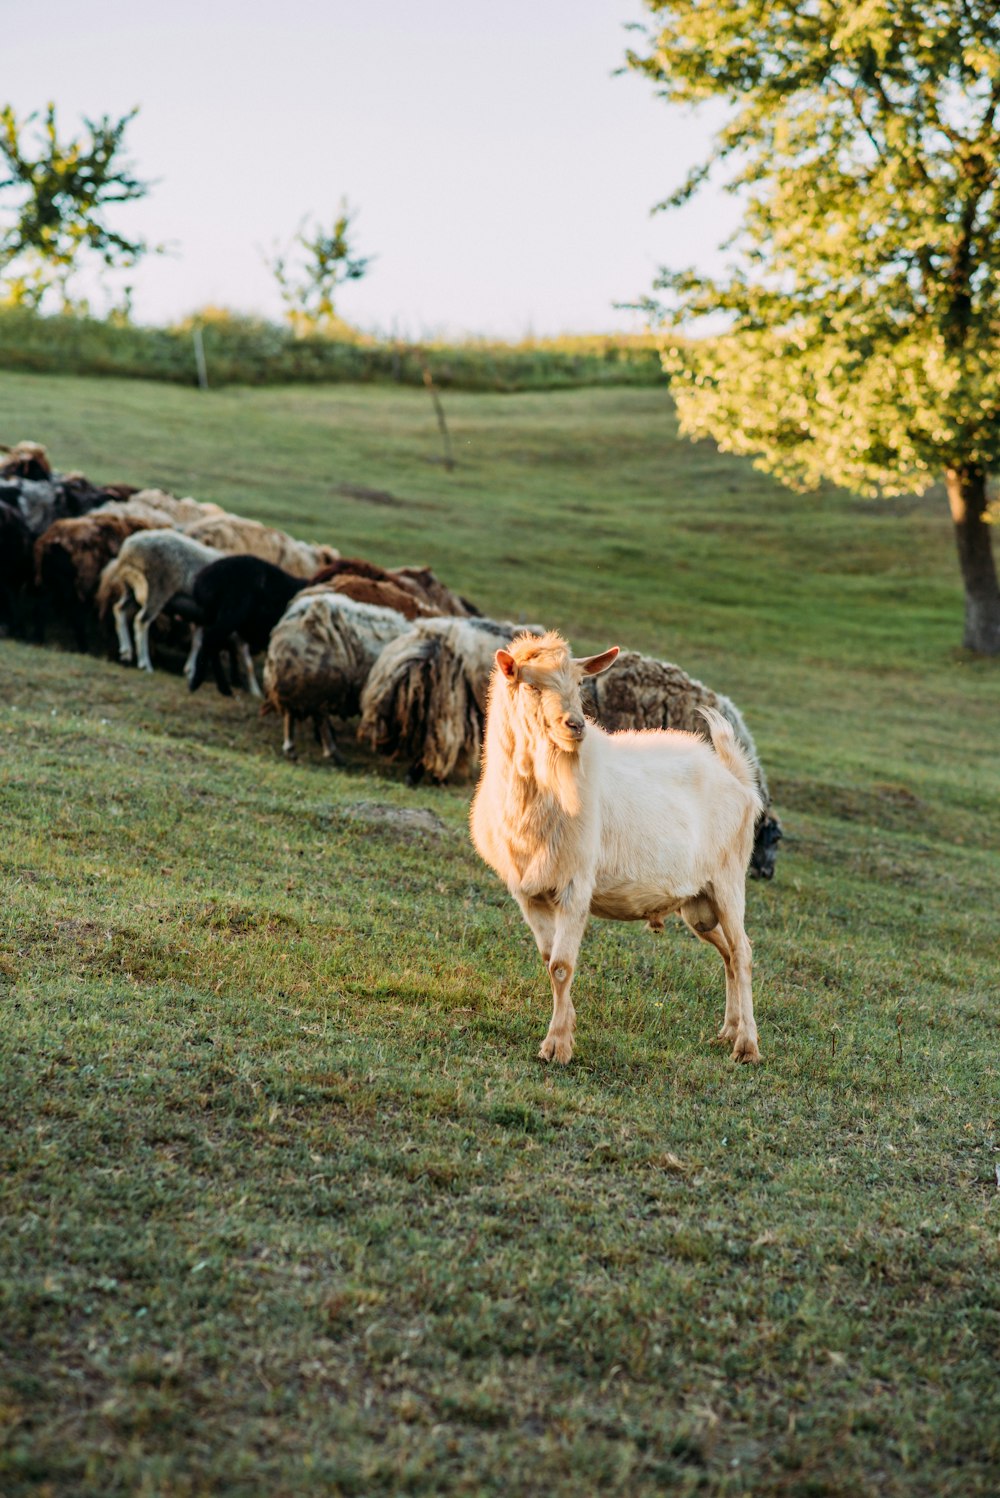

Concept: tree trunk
[[944, 466, 1000, 654]]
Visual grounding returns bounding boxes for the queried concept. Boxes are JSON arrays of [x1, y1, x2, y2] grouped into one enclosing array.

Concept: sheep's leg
[[282, 712, 297, 759], [112, 594, 134, 662], [712, 882, 759, 1063], [317, 715, 346, 766], [183, 625, 203, 680], [235, 638, 262, 698], [134, 609, 157, 672], [539, 897, 590, 1065]]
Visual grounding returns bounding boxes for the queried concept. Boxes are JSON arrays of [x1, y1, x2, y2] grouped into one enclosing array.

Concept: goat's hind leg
[[681, 889, 760, 1063]]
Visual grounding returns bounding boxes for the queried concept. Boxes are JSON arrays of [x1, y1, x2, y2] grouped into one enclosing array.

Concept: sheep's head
[[750, 813, 783, 880], [496, 631, 619, 754]]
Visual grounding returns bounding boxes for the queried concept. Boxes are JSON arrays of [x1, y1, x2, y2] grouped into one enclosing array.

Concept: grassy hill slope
[[1, 373, 997, 1496]]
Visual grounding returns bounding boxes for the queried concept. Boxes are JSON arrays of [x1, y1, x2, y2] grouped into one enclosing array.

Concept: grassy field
[[1, 371, 998, 1496]]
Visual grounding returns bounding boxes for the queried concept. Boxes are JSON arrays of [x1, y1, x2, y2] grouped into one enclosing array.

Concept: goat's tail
[[698, 706, 763, 810]]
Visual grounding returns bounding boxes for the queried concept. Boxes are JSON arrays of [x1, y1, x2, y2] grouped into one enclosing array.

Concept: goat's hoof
[[538, 1034, 573, 1065], [731, 1037, 762, 1064]]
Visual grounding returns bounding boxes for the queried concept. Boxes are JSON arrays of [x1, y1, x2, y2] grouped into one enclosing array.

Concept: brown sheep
[[311, 556, 476, 617], [33, 510, 163, 649]]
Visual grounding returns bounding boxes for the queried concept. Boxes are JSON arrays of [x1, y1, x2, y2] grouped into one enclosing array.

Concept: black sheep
[[188, 554, 307, 696], [0, 503, 33, 636]]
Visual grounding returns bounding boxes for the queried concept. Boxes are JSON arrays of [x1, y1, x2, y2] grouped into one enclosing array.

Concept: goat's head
[[495, 631, 619, 754]]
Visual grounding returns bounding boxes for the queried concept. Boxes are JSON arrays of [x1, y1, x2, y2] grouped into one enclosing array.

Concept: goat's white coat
[[470, 633, 763, 1064]]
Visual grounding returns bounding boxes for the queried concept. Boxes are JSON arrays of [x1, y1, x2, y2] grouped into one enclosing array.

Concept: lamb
[[311, 556, 477, 617], [579, 650, 782, 881], [358, 615, 543, 785], [188, 555, 311, 696], [96, 529, 224, 672], [263, 590, 412, 762], [183, 515, 339, 579], [470, 631, 763, 1066]]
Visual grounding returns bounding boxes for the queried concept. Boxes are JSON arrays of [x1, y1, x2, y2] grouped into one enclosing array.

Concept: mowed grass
[[0, 371, 998, 1496]]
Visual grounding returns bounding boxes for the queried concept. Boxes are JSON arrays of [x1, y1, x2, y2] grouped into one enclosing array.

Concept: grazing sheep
[[0, 441, 52, 481], [0, 503, 34, 636], [470, 632, 763, 1066], [358, 615, 543, 785], [33, 509, 162, 650], [579, 650, 782, 880], [184, 515, 339, 579], [127, 489, 228, 527], [96, 530, 223, 672], [311, 556, 477, 617], [263, 590, 411, 762], [188, 555, 311, 697], [328, 573, 439, 621]]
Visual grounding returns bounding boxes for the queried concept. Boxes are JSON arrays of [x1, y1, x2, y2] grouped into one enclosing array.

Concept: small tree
[[267, 202, 372, 335], [0, 103, 154, 314], [628, 1, 1000, 654]]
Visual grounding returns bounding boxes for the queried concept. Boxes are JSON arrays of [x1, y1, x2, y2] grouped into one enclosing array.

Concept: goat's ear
[[576, 646, 619, 677], [496, 649, 518, 680]]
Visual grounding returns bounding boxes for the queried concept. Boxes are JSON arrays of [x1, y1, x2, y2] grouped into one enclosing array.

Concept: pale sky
[[4, 0, 734, 337]]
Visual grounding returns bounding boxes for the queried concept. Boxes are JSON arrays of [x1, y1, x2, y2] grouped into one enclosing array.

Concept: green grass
[[1, 372, 998, 1496]]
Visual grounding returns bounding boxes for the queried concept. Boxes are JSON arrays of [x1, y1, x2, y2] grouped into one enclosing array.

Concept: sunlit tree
[[0, 103, 153, 315], [628, 1, 1000, 653], [267, 203, 372, 335]]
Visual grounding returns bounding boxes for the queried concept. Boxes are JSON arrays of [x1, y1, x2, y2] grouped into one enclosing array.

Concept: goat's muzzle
[[560, 715, 586, 745]]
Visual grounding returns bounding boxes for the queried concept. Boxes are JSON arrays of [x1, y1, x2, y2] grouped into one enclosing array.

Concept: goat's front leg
[[515, 892, 557, 968], [539, 889, 591, 1065]]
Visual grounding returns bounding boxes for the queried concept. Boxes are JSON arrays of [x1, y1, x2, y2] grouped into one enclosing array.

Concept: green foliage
[[627, 1, 1000, 487], [267, 202, 372, 334], [627, 0, 1000, 650], [0, 304, 664, 392], [0, 103, 153, 314], [0, 378, 997, 1494]]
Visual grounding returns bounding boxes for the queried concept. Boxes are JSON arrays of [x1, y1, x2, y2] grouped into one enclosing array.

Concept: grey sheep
[[263, 588, 413, 763]]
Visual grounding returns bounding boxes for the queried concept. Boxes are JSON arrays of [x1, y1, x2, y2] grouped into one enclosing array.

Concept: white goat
[[470, 631, 763, 1066]]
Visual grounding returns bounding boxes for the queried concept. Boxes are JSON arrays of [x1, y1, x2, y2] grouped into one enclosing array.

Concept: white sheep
[[96, 529, 224, 673], [470, 631, 763, 1066], [263, 588, 412, 762], [183, 515, 339, 579], [358, 615, 542, 785]]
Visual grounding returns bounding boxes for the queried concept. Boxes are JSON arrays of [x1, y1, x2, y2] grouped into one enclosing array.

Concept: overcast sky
[[4, 0, 735, 337]]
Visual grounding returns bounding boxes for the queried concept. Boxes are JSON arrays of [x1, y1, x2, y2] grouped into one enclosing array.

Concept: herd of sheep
[[0, 439, 782, 879]]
